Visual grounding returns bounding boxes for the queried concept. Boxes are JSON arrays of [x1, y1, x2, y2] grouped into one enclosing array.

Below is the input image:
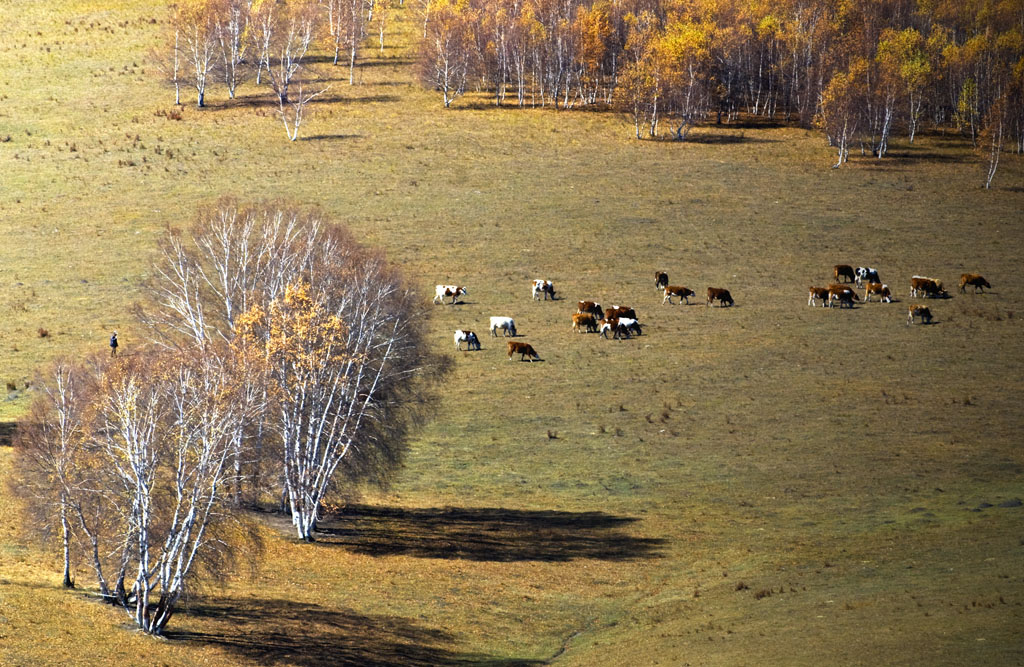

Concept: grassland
[[2, 0, 1023, 664]]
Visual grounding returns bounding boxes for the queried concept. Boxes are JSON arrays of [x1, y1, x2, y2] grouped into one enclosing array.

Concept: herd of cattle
[[436, 266, 993, 361], [812, 265, 992, 325], [436, 276, 736, 362]]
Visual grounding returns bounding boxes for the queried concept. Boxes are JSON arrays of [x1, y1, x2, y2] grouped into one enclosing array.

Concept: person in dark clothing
[[110, 331, 118, 357]]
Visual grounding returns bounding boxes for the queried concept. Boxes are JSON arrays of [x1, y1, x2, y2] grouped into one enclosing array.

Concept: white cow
[[489, 316, 517, 337], [531, 279, 556, 300]]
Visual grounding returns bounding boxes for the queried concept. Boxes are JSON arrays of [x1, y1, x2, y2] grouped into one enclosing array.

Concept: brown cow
[[706, 287, 734, 307], [959, 273, 991, 294], [605, 305, 637, 320], [655, 271, 669, 289], [863, 282, 892, 303], [907, 305, 933, 325], [507, 341, 540, 361], [834, 265, 856, 283], [572, 312, 598, 333], [808, 286, 830, 307], [663, 286, 696, 305], [577, 300, 603, 319], [828, 286, 859, 308], [910, 276, 945, 298]]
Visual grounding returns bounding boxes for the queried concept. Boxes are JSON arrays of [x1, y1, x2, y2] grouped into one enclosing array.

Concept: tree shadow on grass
[[170, 596, 539, 666], [314, 505, 666, 562], [0, 421, 15, 447]]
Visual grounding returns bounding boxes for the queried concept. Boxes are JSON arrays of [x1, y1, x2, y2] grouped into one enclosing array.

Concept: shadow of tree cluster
[[315, 505, 666, 562], [170, 596, 540, 666]]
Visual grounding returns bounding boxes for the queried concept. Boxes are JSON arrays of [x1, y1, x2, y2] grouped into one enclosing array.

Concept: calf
[[598, 317, 619, 339], [863, 282, 892, 303], [808, 286, 831, 307], [433, 284, 467, 305], [959, 273, 991, 294], [907, 305, 933, 325], [577, 300, 603, 319], [662, 285, 695, 305], [453, 329, 480, 351], [910, 276, 946, 298], [572, 312, 598, 333], [655, 271, 669, 289], [855, 267, 880, 287], [489, 316, 517, 337], [706, 287, 734, 307], [828, 286, 859, 308], [507, 341, 540, 361], [531, 279, 556, 300], [834, 264, 856, 283], [605, 305, 637, 320]]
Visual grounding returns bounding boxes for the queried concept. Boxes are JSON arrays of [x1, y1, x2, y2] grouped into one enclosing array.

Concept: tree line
[[415, 0, 1023, 169], [11, 201, 442, 635]]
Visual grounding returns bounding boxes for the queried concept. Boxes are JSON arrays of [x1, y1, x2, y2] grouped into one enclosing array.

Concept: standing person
[[109, 331, 118, 357]]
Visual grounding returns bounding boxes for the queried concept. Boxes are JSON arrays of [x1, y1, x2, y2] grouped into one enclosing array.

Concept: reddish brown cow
[[507, 341, 540, 361], [808, 286, 830, 307], [577, 301, 603, 319], [959, 273, 991, 294], [828, 286, 859, 308], [706, 287, 734, 307], [605, 306, 637, 320], [834, 265, 856, 283], [663, 286, 695, 305], [911, 276, 945, 298], [863, 282, 892, 303], [907, 305, 933, 325], [572, 312, 598, 333]]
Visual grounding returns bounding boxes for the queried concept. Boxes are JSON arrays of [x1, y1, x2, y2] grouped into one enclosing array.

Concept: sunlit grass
[[1, 0, 1023, 664]]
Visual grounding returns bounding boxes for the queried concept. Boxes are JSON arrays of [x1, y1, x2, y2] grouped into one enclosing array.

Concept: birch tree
[[174, 0, 219, 107], [12, 360, 90, 589]]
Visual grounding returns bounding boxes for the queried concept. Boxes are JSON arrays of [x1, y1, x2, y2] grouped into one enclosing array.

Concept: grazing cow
[[507, 341, 540, 361], [808, 286, 831, 307], [834, 265, 856, 283], [605, 305, 637, 320], [617, 317, 642, 337], [959, 273, 991, 294], [598, 318, 621, 339], [910, 276, 946, 298], [706, 287, 734, 307], [531, 279, 556, 300], [863, 282, 892, 303], [855, 267, 880, 286], [655, 271, 669, 289], [490, 316, 517, 337], [433, 284, 467, 305], [577, 301, 603, 319], [454, 329, 480, 351], [907, 305, 933, 325], [828, 286, 860, 308], [572, 312, 598, 333], [663, 285, 696, 305]]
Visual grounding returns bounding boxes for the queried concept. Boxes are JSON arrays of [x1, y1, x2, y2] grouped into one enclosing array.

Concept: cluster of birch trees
[[13, 201, 436, 635], [164, 0, 393, 138], [415, 0, 1024, 164]]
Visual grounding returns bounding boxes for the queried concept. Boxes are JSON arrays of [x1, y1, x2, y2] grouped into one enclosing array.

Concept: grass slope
[[1, 1, 1023, 664]]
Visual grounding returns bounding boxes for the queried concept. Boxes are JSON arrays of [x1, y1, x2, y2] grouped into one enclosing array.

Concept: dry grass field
[[2, 0, 1023, 664]]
